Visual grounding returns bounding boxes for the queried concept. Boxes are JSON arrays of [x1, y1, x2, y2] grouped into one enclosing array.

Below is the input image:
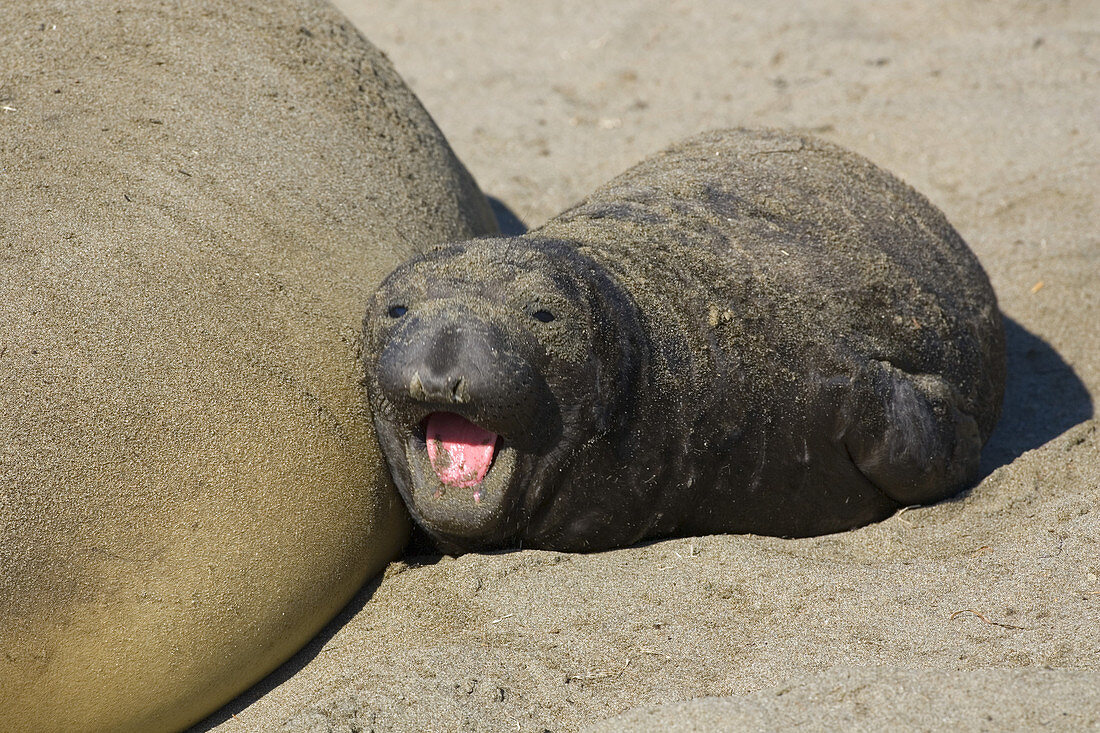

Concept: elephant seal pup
[[363, 128, 1006, 553]]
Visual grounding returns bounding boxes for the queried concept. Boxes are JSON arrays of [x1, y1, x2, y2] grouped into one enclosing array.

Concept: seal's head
[[363, 237, 643, 551]]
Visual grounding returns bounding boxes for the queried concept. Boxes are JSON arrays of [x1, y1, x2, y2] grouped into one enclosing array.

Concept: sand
[[589, 668, 1100, 731], [194, 0, 1098, 730]]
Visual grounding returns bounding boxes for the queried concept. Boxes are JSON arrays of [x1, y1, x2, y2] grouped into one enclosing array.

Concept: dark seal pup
[[363, 128, 1006, 553]]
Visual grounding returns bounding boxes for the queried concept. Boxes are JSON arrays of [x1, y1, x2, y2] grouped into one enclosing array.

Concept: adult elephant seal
[[0, 1, 496, 731], [363, 129, 1005, 553]]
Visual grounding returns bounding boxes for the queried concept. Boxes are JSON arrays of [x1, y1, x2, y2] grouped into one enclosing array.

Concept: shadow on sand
[[487, 195, 528, 236], [979, 315, 1093, 476]]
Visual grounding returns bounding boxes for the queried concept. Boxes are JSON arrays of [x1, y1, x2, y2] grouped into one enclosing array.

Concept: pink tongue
[[425, 412, 498, 489]]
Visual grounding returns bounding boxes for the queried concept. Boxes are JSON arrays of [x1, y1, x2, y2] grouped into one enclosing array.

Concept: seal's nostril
[[409, 371, 426, 401], [452, 377, 468, 403]]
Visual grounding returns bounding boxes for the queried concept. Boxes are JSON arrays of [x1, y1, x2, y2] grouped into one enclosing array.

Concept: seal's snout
[[375, 306, 558, 451], [400, 321, 475, 404], [379, 316, 500, 411]]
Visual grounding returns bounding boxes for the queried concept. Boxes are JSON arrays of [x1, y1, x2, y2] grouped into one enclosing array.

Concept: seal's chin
[[400, 413, 520, 543]]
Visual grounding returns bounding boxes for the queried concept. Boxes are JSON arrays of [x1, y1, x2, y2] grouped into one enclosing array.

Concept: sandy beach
[[189, 0, 1099, 729]]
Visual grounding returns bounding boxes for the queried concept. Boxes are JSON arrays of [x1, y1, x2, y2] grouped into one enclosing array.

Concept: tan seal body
[[0, 1, 496, 731]]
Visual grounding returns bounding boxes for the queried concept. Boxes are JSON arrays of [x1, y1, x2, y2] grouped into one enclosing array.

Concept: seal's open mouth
[[393, 410, 519, 544], [423, 411, 502, 501]]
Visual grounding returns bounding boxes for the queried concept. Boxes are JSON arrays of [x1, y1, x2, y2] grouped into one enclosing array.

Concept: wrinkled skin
[[363, 129, 1006, 553]]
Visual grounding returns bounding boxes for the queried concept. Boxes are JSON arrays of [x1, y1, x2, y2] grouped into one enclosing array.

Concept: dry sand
[[588, 668, 1100, 730], [197, 0, 1098, 730]]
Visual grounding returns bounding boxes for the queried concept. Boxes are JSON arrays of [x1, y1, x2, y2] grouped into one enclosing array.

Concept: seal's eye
[[387, 305, 408, 318], [532, 309, 555, 323]]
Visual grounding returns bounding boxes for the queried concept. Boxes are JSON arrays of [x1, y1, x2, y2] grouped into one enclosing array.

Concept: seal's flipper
[[842, 360, 983, 506]]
